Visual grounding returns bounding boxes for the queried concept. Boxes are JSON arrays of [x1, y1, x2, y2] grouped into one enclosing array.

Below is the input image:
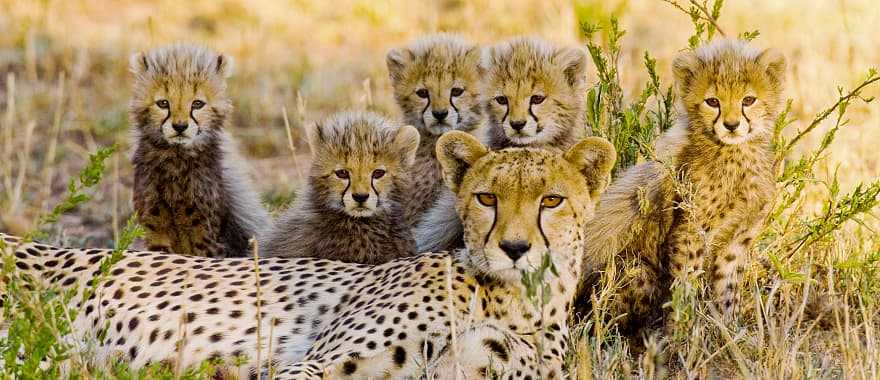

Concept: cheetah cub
[[575, 39, 785, 329], [386, 33, 485, 227], [415, 36, 589, 252], [130, 43, 269, 258], [260, 111, 419, 264]]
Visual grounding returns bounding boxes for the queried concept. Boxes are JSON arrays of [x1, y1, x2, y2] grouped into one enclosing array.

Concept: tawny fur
[[574, 39, 786, 330], [386, 33, 485, 227], [415, 36, 590, 253], [260, 112, 419, 264], [130, 43, 268, 258]]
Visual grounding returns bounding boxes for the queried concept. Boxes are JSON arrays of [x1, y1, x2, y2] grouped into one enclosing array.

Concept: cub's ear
[[130, 51, 149, 76], [436, 131, 488, 193], [672, 50, 700, 95], [386, 48, 413, 83], [554, 46, 588, 89], [464, 45, 485, 75], [394, 125, 420, 167], [213, 53, 234, 79], [564, 137, 616, 199], [305, 122, 325, 157], [756, 48, 786, 86]]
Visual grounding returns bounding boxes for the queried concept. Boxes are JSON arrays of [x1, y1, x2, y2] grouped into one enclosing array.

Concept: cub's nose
[[172, 123, 189, 133], [352, 193, 370, 203], [499, 240, 531, 262], [509, 120, 527, 131], [723, 120, 740, 132], [432, 109, 448, 121]]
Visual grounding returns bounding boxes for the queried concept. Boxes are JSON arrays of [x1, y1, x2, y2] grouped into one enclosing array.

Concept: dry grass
[[0, 0, 877, 378]]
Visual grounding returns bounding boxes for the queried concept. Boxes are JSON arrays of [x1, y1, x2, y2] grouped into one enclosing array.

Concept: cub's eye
[[541, 195, 564, 209], [475, 193, 497, 207], [415, 89, 429, 98], [704, 98, 720, 108], [372, 169, 386, 179], [494, 96, 508, 105], [191, 100, 206, 109], [450, 87, 464, 97], [530, 95, 546, 105], [334, 169, 349, 179], [155, 100, 170, 109], [742, 96, 757, 106]]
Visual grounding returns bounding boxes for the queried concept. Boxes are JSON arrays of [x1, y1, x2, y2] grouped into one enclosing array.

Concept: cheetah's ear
[[464, 45, 485, 75], [305, 122, 325, 156], [394, 125, 420, 167], [436, 131, 488, 193], [555, 47, 588, 89], [213, 54, 234, 79], [672, 51, 700, 95], [757, 48, 786, 85], [129, 51, 150, 76], [564, 137, 616, 199], [386, 48, 413, 83]]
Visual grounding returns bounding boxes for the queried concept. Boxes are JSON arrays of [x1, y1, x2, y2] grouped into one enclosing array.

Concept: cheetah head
[[130, 43, 233, 148], [673, 38, 786, 145], [437, 131, 615, 283], [307, 112, 419, 218], [386, 34, 485, 137]]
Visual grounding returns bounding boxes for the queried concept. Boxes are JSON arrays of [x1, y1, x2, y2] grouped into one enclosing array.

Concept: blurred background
[[0, 0, 877, 246]]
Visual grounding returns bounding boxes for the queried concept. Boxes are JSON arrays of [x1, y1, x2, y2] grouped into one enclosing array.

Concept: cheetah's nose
[[509, 120, 527, 131], [172, 123, 189, 133], [499, 240, 531, 262], [432, 109, 448, 121], [352, 193, 369, 203], [723, 120, 740, 132]]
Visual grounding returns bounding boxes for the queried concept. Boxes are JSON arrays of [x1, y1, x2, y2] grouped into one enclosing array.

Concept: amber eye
[[155, 99, 170, 109], [191, 100, 206, 109], [494, 96, 508, 105], [372, 169, 386, 179], [415, 89, 429, 98], [742, 96, 757, 106], [475, 193, 497, 207], [704, 98, 720, 108], [541, 195, 564, 208], [334, 169, 349, 179], [530, 95, 546, 105], [450, 87, 464, 97]]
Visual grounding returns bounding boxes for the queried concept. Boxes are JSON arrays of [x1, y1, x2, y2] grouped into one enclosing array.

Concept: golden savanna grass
[[0, 0, 877, 378]]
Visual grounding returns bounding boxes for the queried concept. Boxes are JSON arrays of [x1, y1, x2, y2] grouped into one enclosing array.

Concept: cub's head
[[437, 131, 615, 283], [484, 37, 588, 147], [386, 34, 484, 137], [130, 43, 233, 148], [308, 112, 419, 218], [673, 39, 786, 145]]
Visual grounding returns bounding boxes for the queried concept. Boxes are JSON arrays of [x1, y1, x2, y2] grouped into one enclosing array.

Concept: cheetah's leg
[[666, 219, 708, 279], [426, 323, 565, 379], [711, 221, 762, 320], [609, 260, 665, 330]]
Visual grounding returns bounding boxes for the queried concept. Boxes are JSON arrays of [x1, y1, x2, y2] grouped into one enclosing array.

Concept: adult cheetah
[[0, 132, 615, 378]]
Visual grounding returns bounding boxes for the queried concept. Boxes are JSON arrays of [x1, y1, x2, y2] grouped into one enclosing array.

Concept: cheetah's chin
[[346, 208, 376, 218]]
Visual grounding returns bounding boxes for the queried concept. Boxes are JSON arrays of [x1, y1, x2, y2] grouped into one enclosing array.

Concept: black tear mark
[[450, 92, 461, 126], [420, 93, 432, 128], [482, 201, 498, 248], [370, 177, 381, 208], [528, 104, 541, 133], [537, 207, 550, 250], [482, 338, 509, 362], [340, 179, 350, 207], [712, 106, 721, 126], [160, 108, 171, 129], [741, 104, 752, 132]]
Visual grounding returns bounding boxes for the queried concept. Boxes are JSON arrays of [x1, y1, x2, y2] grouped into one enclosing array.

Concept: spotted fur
[[386, 34, 485, 227], [574, 39, 785, 330], [260, 111, 419, 264], [0, 133, 615, 378], [130, 43, 269, 258]]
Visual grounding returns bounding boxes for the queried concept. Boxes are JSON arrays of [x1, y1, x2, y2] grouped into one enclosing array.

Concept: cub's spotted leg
[[711, 221, 762, 320], [610, 258, 665, 330], [665, 218, 708, 279], [427, 324, 565, 380]]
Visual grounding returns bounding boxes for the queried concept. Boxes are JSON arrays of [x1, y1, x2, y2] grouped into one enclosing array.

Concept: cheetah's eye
[[415, 89, 429, 98], [530, 95, 546, 105], [475, 193, 497, 207], [155, 99, 170, 109], [334, 169, 350, 179], [450, 87, 464, 97], [704, 98, 720, 108], [372, 169, 386, 179], [494, 96, 508, 105], [191, 100, 206, 109], [541, 195, 564, 209], [742, 96, 756, 106]]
